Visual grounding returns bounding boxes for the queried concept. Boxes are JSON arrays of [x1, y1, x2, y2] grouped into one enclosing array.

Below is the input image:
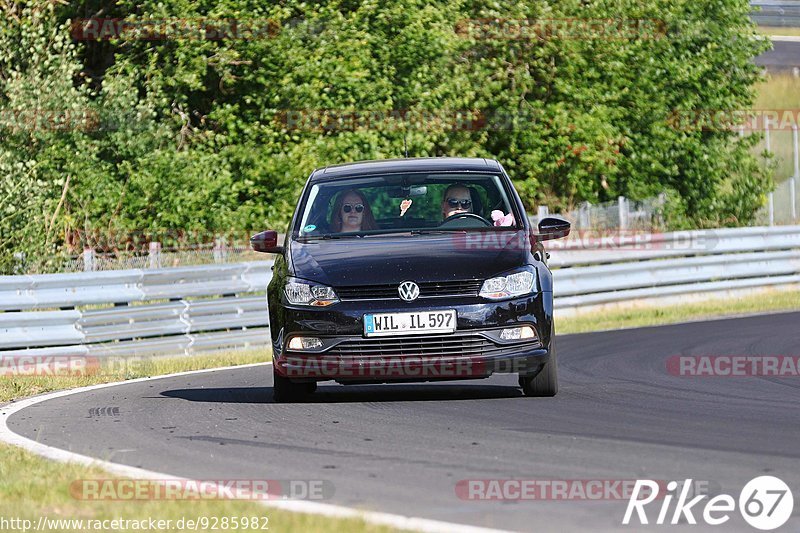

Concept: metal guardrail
[[0, 262, 269, 311], [550, 226, 800, 314], [1, 226, 798, 357], [548, 225, 800, 266], [0, 263, 271, 357], [554, 250, 800, 296], [751, 1, 800, 27]]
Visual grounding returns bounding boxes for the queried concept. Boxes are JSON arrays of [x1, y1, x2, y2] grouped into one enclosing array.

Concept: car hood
[[289, 231, 531, 286]]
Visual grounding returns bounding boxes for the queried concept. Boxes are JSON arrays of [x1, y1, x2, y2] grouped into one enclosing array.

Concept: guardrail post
[[83, 247, 95, 272], [792, 125, 799, 221], [618, 196, 627, 230], [13, 252, 25, 275], [580, 202, 590, 229], [148, 241, 162, 269], [655, 193, 667, 229], [213, 237, 228, 264], [536, 205, 549, 226], [768, 192, 775, 226]]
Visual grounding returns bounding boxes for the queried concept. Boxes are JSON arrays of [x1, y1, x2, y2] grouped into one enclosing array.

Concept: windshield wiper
[[303, 230, 451, 240], [299, 233, 368, 241], [409, 229, 453, 235], [297, 234, 339, 241]]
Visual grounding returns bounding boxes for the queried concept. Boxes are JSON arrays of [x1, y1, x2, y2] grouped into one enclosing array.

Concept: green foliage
[[0, 3, 99, 273], [0, 0, 773, 272]]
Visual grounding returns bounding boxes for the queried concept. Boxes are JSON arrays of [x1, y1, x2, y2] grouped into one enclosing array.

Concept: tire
[[272, 368, 315, 403], [519, 340, 558, 397]]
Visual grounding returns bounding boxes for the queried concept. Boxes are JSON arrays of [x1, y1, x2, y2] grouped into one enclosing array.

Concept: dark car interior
[[300, 174, 517, 235]]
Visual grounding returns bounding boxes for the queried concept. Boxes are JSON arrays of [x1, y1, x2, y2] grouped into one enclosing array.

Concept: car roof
[[310, 157, 502, 181]]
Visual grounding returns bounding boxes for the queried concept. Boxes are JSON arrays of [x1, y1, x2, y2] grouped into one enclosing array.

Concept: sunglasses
[[342, 203, 364, 213], [446, 198, 472, 209]]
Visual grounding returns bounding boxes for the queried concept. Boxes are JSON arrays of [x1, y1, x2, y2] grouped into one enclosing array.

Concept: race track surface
[[8, 312, 800, 532], [756, 40, 800, 70]]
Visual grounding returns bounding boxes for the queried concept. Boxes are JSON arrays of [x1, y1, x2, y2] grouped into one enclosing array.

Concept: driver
[[441, 183, 474, 220]]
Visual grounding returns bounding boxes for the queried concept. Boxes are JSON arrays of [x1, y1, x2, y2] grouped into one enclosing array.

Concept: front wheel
[[272, 368, 316, 403], [519, 341, 558, 397]]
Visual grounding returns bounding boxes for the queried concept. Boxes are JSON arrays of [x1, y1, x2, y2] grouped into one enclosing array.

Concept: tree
[[0, 0, 774, 273]]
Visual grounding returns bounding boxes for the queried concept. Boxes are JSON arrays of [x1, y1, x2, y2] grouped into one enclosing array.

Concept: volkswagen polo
[[251, 157, 570, 402]]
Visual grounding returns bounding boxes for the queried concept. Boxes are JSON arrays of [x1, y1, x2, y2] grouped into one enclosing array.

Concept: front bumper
[[276, 342, 549, 383], [272, 292, 553, 383]]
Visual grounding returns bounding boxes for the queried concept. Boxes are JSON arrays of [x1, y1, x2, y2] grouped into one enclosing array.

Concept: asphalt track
[[756, 40, 800, 70], [7, 312, 800, 532]]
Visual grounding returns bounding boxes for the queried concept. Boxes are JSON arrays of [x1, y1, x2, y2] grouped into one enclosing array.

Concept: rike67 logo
[[623, 476, 794, 530]]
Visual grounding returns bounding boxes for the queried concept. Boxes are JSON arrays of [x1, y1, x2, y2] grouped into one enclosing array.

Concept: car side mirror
[[535, 217, 571, 241], [250, 230, 284, 254]]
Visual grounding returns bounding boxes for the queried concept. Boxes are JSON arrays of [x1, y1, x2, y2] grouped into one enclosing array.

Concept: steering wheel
[[439, 212, 492, 228]]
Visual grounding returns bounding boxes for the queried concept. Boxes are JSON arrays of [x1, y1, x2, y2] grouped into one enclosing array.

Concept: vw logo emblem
[[398, 281, 420, 302]]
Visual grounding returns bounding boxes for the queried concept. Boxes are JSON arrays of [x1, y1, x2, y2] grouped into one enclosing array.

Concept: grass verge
[[0, 350, 267, 403], [0, 444, 399, 533], [753, 73, 800, 182], [1, 350, 403, 533], [558, 288, 800, 334], [758, 26, 800, 37]]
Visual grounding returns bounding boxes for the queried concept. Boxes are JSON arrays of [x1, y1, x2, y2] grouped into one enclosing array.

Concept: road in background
[[757, 39, 800, 71]]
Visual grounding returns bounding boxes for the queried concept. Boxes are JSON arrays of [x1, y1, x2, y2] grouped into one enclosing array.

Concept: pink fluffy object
[[491, 210, 515, 227]]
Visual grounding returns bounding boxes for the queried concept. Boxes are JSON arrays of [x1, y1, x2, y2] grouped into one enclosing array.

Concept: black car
[[251, 157, 570, 402]]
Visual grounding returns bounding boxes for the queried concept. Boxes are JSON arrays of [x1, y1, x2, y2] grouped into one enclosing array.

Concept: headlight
[[479, 268, 536, 300], [285, 278, 339, 306], [288, 337, 324, 351]]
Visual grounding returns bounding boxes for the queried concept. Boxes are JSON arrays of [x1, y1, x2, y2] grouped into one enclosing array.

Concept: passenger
[[330, 189, 378, 232]]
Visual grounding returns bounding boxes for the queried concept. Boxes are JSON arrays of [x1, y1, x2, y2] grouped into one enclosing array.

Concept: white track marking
[[0, 362, 511, 533]]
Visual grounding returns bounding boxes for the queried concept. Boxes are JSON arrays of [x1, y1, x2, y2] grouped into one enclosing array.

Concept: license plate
[[364, 310, 457, 337]]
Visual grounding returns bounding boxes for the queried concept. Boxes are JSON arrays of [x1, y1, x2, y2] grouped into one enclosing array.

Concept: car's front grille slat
[[320, 331, 535, 359], [336, 280, 483, 300], [332, 345, 492, 355]]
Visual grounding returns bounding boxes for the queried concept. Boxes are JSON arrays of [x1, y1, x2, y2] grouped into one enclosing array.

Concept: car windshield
[[295, 173, 520, 237]]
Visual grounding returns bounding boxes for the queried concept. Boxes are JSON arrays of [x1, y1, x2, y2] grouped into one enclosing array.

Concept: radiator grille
[[336, 280, 483, 300]]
